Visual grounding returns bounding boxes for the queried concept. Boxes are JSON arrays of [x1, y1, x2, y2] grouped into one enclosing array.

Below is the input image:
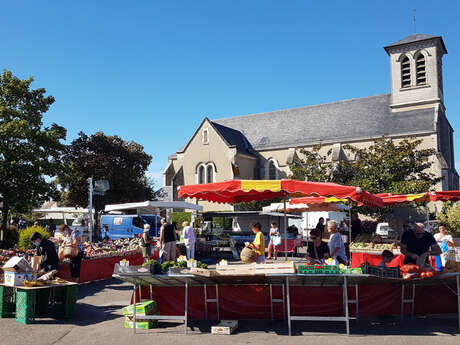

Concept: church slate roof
[[211, 122, 255, 156], [212, 94, 436, 151], [384, 33, 447, 54]]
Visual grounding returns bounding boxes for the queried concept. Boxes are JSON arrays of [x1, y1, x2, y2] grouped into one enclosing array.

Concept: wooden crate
[[216, 264, 255, 276], [211, 320, 238, 335], [190, 267, 217, 277], [254, 262, 296, 275]]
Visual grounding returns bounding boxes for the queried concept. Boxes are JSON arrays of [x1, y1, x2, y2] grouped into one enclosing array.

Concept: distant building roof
[[384, 33, 447, 54], [212, 94, 436, 151], [211, 122, 255, 156]]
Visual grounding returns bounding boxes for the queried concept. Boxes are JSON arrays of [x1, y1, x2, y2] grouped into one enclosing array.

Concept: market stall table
[[114, 268, 460, 335], [0, 282, 78, 324]]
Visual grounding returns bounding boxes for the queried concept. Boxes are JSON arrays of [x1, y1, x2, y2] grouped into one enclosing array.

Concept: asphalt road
[[0, 279, 459, 345]]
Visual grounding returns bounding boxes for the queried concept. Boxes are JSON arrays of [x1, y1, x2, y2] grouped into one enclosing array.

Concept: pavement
[[0, 279, 459, 345]]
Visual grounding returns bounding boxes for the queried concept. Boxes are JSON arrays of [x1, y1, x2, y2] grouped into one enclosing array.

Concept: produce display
[[141, 258, 208, 275], [0, 237, 143, 267], [400, 264, 438, 280], [350, 234, 399, 251]]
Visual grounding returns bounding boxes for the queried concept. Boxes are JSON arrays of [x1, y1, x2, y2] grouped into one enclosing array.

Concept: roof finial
[[413, 9, 416, 33]]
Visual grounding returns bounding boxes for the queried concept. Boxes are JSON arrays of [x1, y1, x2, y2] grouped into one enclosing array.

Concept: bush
[[18, 226, 50, 250], [5, 225, 20, 248], [170, 212, 192, 230]]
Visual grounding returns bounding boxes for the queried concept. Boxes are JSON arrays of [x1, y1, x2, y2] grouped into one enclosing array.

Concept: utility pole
[[87, 177, 94, 242]]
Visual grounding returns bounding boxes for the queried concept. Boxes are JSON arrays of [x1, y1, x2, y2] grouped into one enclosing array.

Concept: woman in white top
[[267, 222, 280, 260], [182, 221, 196, 260], [434, 224, 454, 266], [327, 220, 348, 265]]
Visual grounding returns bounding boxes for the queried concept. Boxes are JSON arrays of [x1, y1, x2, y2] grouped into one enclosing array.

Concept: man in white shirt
[[182, 221, 196, 259]]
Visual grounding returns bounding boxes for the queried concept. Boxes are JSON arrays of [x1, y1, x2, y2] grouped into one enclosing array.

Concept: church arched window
[[206, 164, 214, 183], [415, 53, 426, 85], [267, 159, 279, 180], [197, 164, 205, 184], [401, 55, 411, 88]]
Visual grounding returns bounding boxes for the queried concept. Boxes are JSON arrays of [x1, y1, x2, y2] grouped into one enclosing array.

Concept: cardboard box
[[211, 320, 238, 335], [121, 300, 156, 316], [124, 316, 158, 329], [2, 256, 33, 273], [4, 271, 33, 287]]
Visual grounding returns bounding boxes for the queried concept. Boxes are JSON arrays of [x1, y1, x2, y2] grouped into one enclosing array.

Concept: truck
[[100, 214, 162, 240]]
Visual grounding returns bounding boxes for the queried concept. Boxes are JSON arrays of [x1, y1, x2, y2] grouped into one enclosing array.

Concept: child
[[246, 222, 266, 263], [379, 250, 394, 267]]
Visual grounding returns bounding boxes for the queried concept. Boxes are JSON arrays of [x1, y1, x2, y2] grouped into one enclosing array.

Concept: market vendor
[[327, 220, 348, 265], [305, 228, 330, 264], [30, 231, 59, 273], [400, 223, 442, 266], [246, 222, 265, 263]]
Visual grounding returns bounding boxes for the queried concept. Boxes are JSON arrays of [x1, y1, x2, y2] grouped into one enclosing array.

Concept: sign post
[[87, 177, 94, 242]]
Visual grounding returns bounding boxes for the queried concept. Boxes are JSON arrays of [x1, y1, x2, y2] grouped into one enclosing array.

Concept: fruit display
[[400, 264, 437, 280], [0, 237, 144, 267]]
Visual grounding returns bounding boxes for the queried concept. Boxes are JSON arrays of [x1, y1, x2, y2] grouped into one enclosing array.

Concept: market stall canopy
[[104, 201, 203, 213], [375, 190, 460, 205], [262, 201, 349, 213], [32, 206, 91, 220], [178, 179, 383, 207]]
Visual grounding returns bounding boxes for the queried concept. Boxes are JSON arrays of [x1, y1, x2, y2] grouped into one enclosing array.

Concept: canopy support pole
[[283, 194, 288, 260], [348, 204, 352, 264]]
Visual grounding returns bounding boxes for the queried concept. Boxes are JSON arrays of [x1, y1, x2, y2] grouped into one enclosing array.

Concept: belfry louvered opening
[[401, 56, 411, 88], [415, 54, 426, 85]]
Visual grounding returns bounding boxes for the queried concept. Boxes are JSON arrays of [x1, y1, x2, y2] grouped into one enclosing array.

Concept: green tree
[[57, 132, 154, 237], [0, 70, 66, 242], [289, 137, 442, 220], [437, 202, 460, 237]]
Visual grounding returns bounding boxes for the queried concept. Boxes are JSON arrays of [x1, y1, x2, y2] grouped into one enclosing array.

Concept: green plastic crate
[[16, 290, 36, 325], [321, 265, 339, 274], [0, 286, 16, 318], [122, 300, 157, 316], [297, 265, 323, 274]]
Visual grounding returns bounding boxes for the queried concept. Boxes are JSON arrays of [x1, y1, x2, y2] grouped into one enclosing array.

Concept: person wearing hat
[[140, 224, 152, 262]]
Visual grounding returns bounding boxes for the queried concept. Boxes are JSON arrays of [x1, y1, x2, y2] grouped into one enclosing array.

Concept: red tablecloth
[[58, 253, 144, 283], [351, 252, 405, 268], [133, 282, 458, 320]]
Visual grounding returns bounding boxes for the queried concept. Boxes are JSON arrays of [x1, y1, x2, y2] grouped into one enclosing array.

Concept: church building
[[163, 34, 458, 211]]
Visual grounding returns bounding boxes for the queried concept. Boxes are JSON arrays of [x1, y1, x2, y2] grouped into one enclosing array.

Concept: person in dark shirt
[[306, 228, 330, 264], [350, 214, 362, 241], [30, 232, 59, 273], [159, 219, 177, 262], [315, 217, 325, 239], [400, 223, 442, 265]]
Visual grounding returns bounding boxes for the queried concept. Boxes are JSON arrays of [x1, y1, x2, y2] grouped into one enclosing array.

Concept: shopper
[[315, 217, 325, 239], [305, 228, 330, 264], [62, 224, 83, 283], [434, 224, 455, 267], [246, 222, 265, 264], [182, 221, 196, 260], [327, 220, 348, 265], [159, 218, 177, 262], [30, 231, 59, 273], [400, 223, 442, 266], [140, 224, 152, 263], [267, 222, 280, 260]]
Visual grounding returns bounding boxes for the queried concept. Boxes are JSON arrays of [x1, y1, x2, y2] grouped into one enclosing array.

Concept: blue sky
[[2, 1, 460, 188]]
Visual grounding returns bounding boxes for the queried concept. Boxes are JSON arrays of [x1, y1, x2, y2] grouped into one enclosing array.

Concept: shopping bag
[[272, 236, 281, 246]]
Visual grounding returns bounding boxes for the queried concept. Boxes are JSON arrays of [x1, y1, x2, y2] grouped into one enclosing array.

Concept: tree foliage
[[0, 70, 66, 241], [289, 137, 442, 220], [57, 131, 154, 209], [437, 202, 460, 237]]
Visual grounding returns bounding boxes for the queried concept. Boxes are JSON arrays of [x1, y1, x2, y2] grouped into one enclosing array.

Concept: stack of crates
[[360, 262, 400, 278], [297, 265, 339, 274], [0, 286, 16, 318], [15, 290, 36, 325], [122, 300, 158, 329]]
